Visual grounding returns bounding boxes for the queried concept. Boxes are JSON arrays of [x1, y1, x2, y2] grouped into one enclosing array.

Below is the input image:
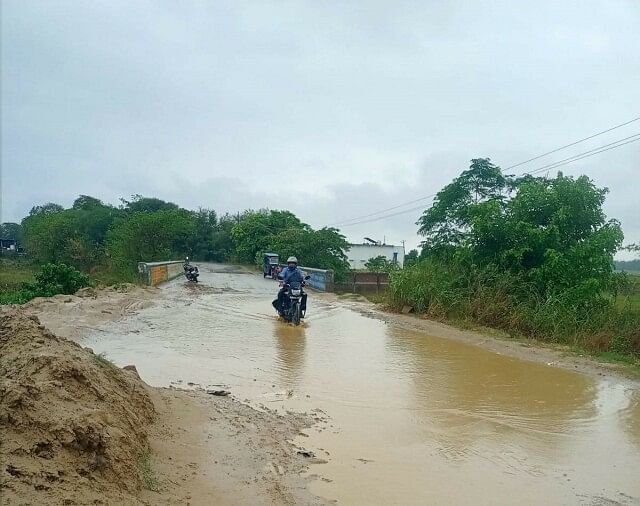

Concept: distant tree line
[[3, 194, 350, 281]]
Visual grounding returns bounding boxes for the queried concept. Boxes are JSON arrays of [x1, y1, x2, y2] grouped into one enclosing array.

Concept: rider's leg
[[276, 288, 286, 312]]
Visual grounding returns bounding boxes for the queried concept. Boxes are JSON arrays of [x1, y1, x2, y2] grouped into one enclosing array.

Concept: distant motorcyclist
[[183, 257, 199, 282], [272, 256, 306, 315]]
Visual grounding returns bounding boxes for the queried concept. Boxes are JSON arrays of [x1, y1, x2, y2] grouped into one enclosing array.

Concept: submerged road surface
[[84, 264, 640, 505]]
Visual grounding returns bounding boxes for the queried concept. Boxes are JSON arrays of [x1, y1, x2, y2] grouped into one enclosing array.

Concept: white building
[[346, 239, 405, 269]]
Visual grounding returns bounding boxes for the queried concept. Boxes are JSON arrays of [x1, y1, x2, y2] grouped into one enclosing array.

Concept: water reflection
[[386, 327, 596, 427], [273, 322, 306, 386]]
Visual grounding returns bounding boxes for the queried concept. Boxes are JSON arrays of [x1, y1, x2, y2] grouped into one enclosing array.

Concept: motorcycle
[[183, 259, 199, 283], [276, 275, 310, 325]]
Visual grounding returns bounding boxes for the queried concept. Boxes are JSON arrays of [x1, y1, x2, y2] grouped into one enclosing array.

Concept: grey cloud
[[2, 0, 639, 256]]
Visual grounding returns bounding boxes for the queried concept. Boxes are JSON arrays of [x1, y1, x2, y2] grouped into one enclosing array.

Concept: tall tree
[[417, 158, 509, 253]]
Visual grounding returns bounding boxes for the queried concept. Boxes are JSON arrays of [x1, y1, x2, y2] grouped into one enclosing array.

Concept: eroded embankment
[[0, 308, 155, 505]]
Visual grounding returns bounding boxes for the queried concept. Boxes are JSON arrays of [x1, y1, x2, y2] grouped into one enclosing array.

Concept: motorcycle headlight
[[291, 289, 301, 296]]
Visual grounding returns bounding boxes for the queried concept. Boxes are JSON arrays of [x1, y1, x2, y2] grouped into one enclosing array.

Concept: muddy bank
[[1, 304, 326, 505], [21, 283, 159, 342], [143, 388, 325, 505], [0, 309, 155, 505]]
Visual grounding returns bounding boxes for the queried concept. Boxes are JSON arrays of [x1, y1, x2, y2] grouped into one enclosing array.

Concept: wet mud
[[82, 264, 640, 505]]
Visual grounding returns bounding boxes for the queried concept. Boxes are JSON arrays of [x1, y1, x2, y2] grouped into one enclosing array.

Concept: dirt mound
[[0, 308, 155, 505]]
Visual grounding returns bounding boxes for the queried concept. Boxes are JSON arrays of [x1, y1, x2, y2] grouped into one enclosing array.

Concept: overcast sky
[[2, 1, 639, 256]]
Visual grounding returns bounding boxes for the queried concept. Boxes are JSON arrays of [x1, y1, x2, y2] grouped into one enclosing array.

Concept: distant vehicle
[[183, 257, 199, 283], [263, 253, 280, 279]]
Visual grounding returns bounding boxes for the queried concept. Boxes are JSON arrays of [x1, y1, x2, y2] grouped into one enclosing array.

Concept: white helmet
[[287, 256, 298, 264]]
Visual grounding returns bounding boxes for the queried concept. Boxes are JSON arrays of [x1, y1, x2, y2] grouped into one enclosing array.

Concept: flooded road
[[84, 264, 640, 505]]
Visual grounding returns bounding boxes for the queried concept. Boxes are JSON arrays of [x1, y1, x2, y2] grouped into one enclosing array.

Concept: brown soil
[[21, 283, 158, 342], [0, 308, 155, 505], [1, 297, 326, 505]]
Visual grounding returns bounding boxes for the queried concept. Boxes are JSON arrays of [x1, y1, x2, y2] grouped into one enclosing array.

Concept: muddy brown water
[[84, 264, 640, 505]]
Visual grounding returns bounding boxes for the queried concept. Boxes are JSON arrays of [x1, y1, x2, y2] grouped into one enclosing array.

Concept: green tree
[[418, 158, 509, 254], [231, 210, 306, 263], [392, 160, 633, 352], [22, 210, 77, 264], [22, 197, 123, 268], [404, 249, 419, 267], [106, 209, 195, 276], [72, 195, 105, 210], [364, 255, 398, 273], [121, 195, 179, 213], [0, 223, 23, 243], [267, 226, 350, 278], [29, 202, 64, 216]]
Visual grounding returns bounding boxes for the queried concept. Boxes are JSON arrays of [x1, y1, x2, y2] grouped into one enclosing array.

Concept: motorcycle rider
[[273, 256, 306, 315]]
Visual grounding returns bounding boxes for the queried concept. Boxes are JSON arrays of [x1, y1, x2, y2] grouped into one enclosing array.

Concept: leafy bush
[[0, 263, 92, 305], [28, 263, 93, 296]]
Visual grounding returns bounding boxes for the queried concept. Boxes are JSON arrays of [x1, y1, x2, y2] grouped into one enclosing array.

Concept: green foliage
[[0, 258, 36, 304], [231, 210, 305, 264], [364, 255, 398, 273], [267, 226, 351, 279], [138, 447, 159, 492], [120, 194, 179, 213], [27, 263, 92, 296], [389, 259, 639, 356], [404, 249, 419, 268], [106, 209, 195, 277], [29, 202, 64, 216], [22, 197, 123, 269], [418, 158, 508, 253], [17, 195, 349, 290], [0, 222, 23, 242], [395, 160, 639, 358], [1, 263, 92, 304]]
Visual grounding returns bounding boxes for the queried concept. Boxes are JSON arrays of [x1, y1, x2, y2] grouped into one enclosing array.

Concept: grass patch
[[363, 293, 387, 304], [0, 258, 37, 304], [138, 448, 159, 492], [0, 258, 36, 288]]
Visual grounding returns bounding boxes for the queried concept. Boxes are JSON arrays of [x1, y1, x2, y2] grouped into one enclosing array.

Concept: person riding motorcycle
[[273, 256, 307, 316]]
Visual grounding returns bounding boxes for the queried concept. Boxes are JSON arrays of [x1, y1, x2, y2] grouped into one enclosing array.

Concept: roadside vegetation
[[1, 194, 349, 304], [0, 260, 91, 304], [387, 159, 640, 360]]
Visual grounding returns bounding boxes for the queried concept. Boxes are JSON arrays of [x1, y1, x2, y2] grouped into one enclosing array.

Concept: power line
[[523, 135, 640, 175], [335, 135, 640, 229], [327, 192, 438, 227], [505, 116, 640, 170], [329, 118, 640, 228], [328, 116, 640, 227]]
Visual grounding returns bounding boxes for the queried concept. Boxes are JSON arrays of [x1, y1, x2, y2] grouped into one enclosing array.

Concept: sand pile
[[0, 308, 155, 505]]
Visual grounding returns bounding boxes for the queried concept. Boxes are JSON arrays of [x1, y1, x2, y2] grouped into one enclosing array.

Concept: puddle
[[84, 264, 640, 505]]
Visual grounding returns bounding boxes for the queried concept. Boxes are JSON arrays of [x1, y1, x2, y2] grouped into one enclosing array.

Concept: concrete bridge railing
[[300, 266, 334, 292], [278, 264, 335, 292], [138, 261, 184, 286]]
